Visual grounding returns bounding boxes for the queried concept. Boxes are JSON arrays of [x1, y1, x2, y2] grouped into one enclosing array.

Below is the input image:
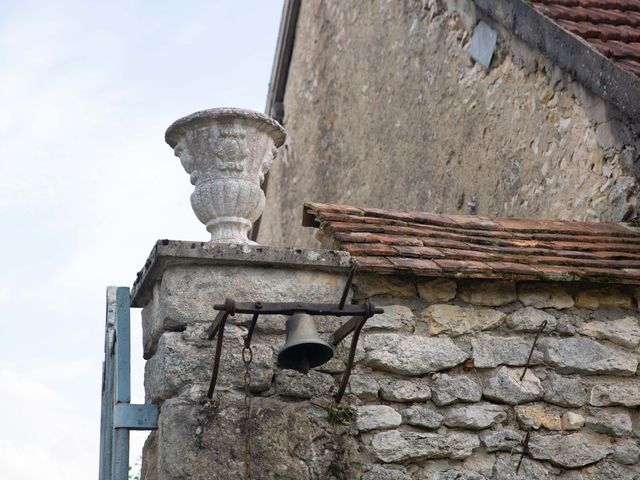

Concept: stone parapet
[[136, 246, 640, 479]]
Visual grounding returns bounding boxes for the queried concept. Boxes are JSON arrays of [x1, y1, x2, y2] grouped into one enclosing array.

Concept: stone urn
[[165, 108, 286, 244]]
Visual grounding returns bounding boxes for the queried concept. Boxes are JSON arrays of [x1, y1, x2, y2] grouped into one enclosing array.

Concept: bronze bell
[[277, 313, 334, 374]]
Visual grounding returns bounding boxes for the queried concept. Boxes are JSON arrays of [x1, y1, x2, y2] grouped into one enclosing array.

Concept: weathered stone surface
[[275, 369, 335, 399], [492, 454, 555, 480], [444, 403, 507, 430], [590, 381, 640, 406], [515, 403, 565, 430], [431, 374, 482, 406], [363, 304, 414, 331], [348, 374, 379, 401], [402, 406, 444, 430], [562, 412, 585, 430], [418, 278, 457, 303], [353, 274, 416, 300], [483, 367, 543, 405], [613, 443, 640, 465], [543, 372, 588, 407], [507, 307, 557, 332], [423, 304, 505, 336], [528, 432, 613, 468], [585, 409, 633, 437], [575, 287, 634, 310], [517, 283, 574, 309], [578, 316, 640, 348], [433, 470, 487, 480], [364, 333, 468, 375], [259, 0, 640, 251], [471, 334, 543, 368], [577, 459, 637, 479], [145, 326, 275, 402], [356, 405, 402, 432], [362, 464, 411, 480], [540, 337, 638, 375], [370, 430, 480, 463], [458, 281, 516, 306], [379, 378, 431, 402], [480, 429, 524, 453], [157, 395, 362, 479]]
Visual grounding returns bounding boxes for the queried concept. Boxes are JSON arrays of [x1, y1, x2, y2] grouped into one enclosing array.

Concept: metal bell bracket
[[205, 267, 384, 403]]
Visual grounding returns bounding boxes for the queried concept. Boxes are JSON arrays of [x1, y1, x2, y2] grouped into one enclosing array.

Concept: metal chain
[[242, 346, 253, 480]]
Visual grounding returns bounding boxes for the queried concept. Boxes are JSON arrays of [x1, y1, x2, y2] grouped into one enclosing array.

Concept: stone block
[[275, 369, 335, 399], [156, 395, 361, 479], [433, 470, 487, 480], [480, 429, 524, 453], [363, 304, 415, 331], [431, 374, 482, 406], [370, 430, 480, 463], [577, 459, 638, 479], [483, 367, 543, 405], [543, 372, 587, 407], [458, 281, 516, 306], [590, 381, 640, 407], [379, 378, 431, 402], [353, 273, 417, 299], [362, 464, 411, 480], [613, 443, 640, 465], [528, 432, 613, 468], [585, 408, 633, 437], [575, 286, 633, 310], [506, 307, 557, 333], [348, 374, 379, 401], [514, 403, 564, 430], [144, 326, 275, 402], [402, 406, 444, 429], [356, 405, 402, 432], [491, 454, 556, 480], [443, 403, 508, 430], [578, 316, 640, 348], [364, 333, 468, 375], [517, 283, 574, 309], [423, 304, 505, 336], [149, 264, 349, 352], [562, 412, 585, 430], [417, 278, 457, 302], [539, 337, 638, 375], [471, 334, 543, 368]]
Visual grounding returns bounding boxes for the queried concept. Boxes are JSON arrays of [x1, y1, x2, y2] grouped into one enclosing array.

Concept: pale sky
[[0, 1, 284, 478]]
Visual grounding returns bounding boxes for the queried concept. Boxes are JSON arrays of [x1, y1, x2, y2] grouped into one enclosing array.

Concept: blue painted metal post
[[99, 286, 158, 480]]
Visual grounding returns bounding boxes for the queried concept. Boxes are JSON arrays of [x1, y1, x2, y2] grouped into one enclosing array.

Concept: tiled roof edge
[[474, 0, 640, 121]]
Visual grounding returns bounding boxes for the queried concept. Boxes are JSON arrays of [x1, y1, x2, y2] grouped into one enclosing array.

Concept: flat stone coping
[[130, 240, 352, 307]]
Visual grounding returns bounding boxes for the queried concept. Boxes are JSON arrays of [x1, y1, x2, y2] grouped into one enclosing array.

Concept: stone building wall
[[137, 244, 640, 479], [259, 0, 640, 249]]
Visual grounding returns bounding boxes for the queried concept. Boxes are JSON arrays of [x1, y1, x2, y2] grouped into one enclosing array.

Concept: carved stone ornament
[[165, 108, 286, 244]]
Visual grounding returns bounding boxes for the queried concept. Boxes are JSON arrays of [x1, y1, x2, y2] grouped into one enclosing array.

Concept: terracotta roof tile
[[531, 0, 640, 77], [304, 202, 640, 284]]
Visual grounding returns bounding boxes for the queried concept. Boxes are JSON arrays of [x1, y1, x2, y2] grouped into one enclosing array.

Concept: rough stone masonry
[[134, 240, 640, 480]]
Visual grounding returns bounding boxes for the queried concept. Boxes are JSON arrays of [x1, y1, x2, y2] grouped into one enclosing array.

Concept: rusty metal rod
[[334, 316, 369, 403], [207, 310, 228, 340], [244, 312, 260, 349], [520, 320, 547, 380], [207, 312, 230, 399], [516, 431, 531, 473], [214, 301, 382, 318], [339, 266, 356, 309]]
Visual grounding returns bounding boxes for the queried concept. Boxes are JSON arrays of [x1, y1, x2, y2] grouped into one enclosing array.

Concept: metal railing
[[99, 286, 158, 480]]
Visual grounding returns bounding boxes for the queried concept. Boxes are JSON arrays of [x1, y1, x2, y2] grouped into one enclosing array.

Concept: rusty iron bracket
[[205, 267, 382, 402], [520, 320, 547, 380]]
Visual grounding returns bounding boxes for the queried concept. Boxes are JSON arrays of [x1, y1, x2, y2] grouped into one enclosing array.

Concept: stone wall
[[258, 0, 640, 248], [138, 246, 640, 479]]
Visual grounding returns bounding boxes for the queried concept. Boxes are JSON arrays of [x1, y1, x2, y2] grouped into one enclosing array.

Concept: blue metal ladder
[[99, 286, 158, 480]]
